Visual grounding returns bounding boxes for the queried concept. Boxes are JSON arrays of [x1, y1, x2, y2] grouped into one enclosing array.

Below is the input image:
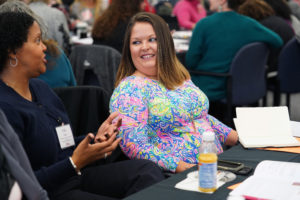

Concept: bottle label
[[198, 162, 217, 189]]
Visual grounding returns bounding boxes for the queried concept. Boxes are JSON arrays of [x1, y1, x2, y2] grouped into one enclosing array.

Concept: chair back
[[54, 86, 110, 136], [278, 38, 300, 93], [230, 42, 269, 105], [69, 44, 121, 95]]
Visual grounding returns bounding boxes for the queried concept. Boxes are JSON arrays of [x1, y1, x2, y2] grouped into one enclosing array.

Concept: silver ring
[[104, 153, 107, 159]]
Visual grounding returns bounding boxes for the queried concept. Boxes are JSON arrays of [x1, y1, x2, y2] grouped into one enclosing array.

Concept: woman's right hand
[[175, 161, 196, 173], [71, 132, 121, 170]]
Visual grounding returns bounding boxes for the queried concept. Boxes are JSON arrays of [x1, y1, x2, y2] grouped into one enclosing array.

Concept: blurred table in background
[[172, 30, 192, 66]]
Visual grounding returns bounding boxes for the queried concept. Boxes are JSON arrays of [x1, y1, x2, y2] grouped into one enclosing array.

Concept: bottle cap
[[203, 131, 215, 141]]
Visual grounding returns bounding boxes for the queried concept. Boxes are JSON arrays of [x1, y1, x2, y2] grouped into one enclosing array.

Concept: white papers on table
[[234, 106, 300, 148], [230, 160, 300, 200]]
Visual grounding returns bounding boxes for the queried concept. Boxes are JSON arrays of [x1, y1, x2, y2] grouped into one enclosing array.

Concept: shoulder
[[111, 76, 158, 101], [113, 76, 150, 95], [30, 78, 51, 90]]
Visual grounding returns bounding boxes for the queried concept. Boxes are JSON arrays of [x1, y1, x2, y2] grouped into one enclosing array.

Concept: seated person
[[38, 39, 77, 88], [0, 11, 164, 200], [0, 1, 76, 88], [92, 0, 144, 53], [185, 0, 283, 102], [238, 0, 294, 72], [110, 12, 238, 173], [0, 109, 48, 200], [173, 0, 207, 30]]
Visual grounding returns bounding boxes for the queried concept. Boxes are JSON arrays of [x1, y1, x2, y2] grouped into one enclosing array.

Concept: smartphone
[[217, 160, 244, 172], [235, 166, 253, 175]]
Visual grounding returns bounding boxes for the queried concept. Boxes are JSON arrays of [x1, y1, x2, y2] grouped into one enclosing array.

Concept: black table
[[124, 144, 300, 200]]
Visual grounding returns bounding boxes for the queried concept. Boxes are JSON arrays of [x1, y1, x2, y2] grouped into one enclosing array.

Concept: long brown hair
[[115, 12, 190, 90], [92, 0, 143, 39]]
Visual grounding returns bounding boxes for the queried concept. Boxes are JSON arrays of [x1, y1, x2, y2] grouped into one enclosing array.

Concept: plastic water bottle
[[198, 131, 218, 193]]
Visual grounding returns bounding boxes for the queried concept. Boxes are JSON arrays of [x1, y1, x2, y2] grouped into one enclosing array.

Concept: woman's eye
[[149, 38, 157, 42], [36, 38, 41, 44], [132, 41, 140, 45]]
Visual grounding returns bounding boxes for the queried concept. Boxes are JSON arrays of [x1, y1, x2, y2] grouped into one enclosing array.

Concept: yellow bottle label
[[198, 153, 217, 193]]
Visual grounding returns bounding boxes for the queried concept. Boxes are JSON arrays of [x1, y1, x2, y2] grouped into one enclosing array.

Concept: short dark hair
[[0, 12, 34, 73], [227, 0, 247, 11], [263, 0, 291, 20]]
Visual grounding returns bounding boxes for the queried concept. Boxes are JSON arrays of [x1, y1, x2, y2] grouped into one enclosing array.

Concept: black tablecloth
[[124, 144, 300, 200]]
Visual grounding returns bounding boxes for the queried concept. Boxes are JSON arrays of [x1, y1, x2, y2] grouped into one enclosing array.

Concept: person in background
[[0, 0, 76, 88], [185, 0, 283, 105], [286, 0, 300, 19], [263, 0, 300, 36], [70, 0, 107, 27], [110, 12, 238, 173], [238, 0, 294, 72], [0, 109, 49, 200], [92, 0, 144, 53], [0, 11, 164, 200], [38, 39, 77, 88], [155, 0, 180, 31], [29, 0, 70, 52], [172, 0, 206, 29]]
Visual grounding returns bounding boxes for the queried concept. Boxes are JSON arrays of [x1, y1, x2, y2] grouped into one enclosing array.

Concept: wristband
[[69, 157, 81, 175]]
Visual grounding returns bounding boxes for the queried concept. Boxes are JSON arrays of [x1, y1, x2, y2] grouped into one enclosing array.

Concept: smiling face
[[130, 22, 158, 79], [15, 21, 47, 78]]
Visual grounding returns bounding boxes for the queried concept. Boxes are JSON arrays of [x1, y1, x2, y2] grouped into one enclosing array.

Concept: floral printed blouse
[[110, 75, 232, 172]]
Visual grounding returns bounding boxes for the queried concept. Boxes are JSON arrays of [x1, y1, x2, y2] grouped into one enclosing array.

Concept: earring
[[218, 5, 222, 12], [9, 56, 18, 67]]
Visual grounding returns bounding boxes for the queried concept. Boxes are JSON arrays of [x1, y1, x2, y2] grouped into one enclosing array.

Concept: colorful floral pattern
[[110, 76, 232, 172]]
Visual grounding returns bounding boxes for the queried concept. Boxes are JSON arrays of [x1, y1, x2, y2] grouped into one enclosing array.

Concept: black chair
[[69, 44, 121, 95], [54, 85, 110, 136], [271, 37, 300, 109], [189, 42, 269, 125]]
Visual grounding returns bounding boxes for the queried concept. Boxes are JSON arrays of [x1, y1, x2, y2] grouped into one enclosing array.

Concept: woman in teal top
[[185, 0, 283, 101], [38, 40, 77, 88]]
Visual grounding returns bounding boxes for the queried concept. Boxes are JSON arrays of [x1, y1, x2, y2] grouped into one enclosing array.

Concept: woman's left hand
[[94, 112, 122, 143], [225, 130, 239, 146]]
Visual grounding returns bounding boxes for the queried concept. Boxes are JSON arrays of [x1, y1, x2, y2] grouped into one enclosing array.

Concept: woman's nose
[[41, 41, 47, 51], [141, 41, 149, 50]]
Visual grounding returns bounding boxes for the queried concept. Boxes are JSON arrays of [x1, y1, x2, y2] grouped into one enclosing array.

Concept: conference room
[[1, 0, 300, 200]]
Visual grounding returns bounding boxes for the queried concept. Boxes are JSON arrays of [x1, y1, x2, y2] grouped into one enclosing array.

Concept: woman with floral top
[[110, 12, 238, 173]]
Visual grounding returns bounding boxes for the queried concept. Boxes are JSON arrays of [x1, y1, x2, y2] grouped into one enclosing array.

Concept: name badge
[[56, 124, 75, 149]]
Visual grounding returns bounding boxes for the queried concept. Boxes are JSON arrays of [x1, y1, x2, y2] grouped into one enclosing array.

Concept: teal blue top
[[185, 11, 283, 101], [38, 49, 77, 88]]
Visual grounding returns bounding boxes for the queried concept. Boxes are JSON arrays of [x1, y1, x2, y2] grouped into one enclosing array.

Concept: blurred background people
[[238, 0, 294, 72], [286, 0, 300, 19], [185, 0, 283, 119], [263, 0, 300, 36], [29, 0, 71, 52], [38, 39, 77, 88], [173, 0, 206, 29], [92, 0, 144, 53], [70, 0, 107, 27], [154, 0, 180, 31]]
